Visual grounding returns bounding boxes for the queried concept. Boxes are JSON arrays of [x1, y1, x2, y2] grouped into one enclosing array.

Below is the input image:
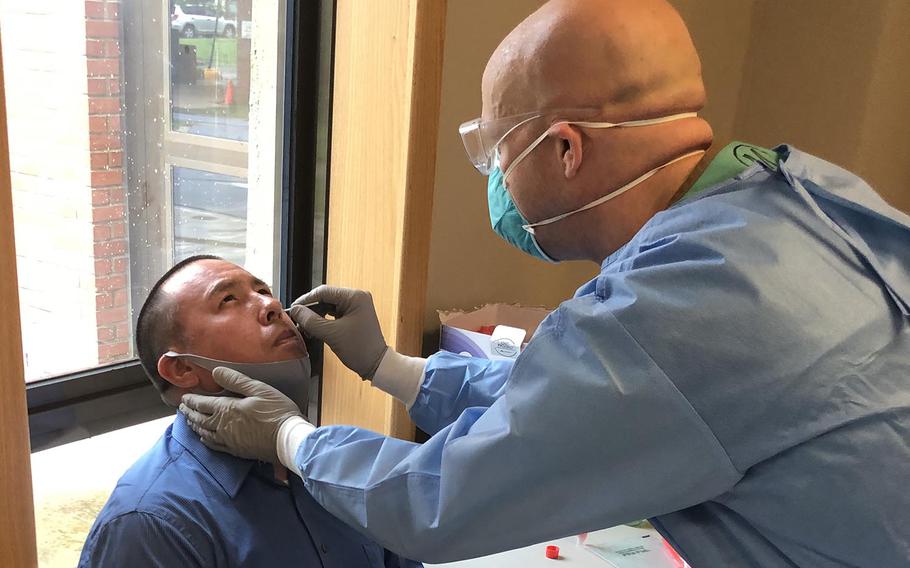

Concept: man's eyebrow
[[205, 278, 237, 301], [204, 276, 271, 301]]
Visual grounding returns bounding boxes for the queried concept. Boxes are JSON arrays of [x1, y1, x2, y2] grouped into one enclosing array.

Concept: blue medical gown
[[296, 147, 910, 566]]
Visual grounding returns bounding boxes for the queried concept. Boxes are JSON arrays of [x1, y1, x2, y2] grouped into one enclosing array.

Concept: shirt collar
[[170, 411, 256, 499], [683, 141, 780, 199]]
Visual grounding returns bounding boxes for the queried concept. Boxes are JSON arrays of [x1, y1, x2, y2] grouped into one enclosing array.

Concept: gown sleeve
[[295, 295, 741, 563], [408, 351, 514, 435]]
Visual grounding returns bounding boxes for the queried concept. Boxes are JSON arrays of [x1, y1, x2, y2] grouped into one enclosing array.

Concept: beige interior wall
[[733, 0, 909, 212], [734, 1, 885, 165], [423, 0, 597, 337], [854, 0, 910, 213], [671, 0, 755, 145]]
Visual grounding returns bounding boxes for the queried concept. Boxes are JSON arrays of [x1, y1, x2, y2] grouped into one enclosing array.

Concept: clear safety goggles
[[459, 108, 599, 175]]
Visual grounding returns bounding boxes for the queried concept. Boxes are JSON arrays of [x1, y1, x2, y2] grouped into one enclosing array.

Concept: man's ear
[[157, 354, 201, 389], [551, 122, 584, 179]]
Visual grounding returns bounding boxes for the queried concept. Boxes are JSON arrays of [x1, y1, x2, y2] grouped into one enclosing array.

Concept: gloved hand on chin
[[180, 367, 314, 470]]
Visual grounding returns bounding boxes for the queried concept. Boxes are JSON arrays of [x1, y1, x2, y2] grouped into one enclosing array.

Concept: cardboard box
[[438, 304, 552, 360]]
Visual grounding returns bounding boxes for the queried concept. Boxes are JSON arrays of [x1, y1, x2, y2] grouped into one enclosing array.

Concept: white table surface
[[427, 525, 654, 568]]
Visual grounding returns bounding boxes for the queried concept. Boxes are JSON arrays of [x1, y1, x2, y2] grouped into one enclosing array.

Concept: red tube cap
[[545, 545, 560, 559]]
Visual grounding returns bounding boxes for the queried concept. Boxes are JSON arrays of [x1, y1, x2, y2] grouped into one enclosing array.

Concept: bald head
[[478, 0, 713, 263], [482, 0, 705, 120]]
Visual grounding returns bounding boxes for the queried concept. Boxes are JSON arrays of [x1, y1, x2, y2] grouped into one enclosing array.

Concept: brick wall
[[1, 0, 100, 379], [85, 0, 131, 364]]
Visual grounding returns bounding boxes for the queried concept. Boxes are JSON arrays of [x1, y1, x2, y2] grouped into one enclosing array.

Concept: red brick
[[87, 58, 119, 77], [92, 189, 110, 206], [87, 78, 107, 95], [88, 96, 120, 114], [105, 3, 120, 19], [87, 78, 120, 97], [89, 116, 107, 133], [108, 151, 122, 167], [90, 151, 109, 169], [114, 323, 130, 339], [97, 326, 116, 342], [90, 134, 120, 151], [113, 289, 128, 307], [108, 114, 121, 132], [112, 257, 127, 272], [91, 170, 122, 187], [93, 224, 112, 241], [108, 187, 125, 205], [97, 307, 128, 326], [96, 293, 113, 310], [86, 39, 104, 57], [86, 20, 119, 39], [94, 205, 124, 222], [94, 239, 128, 258], [98, 342, 130, 361], [96, 274, 127, 292], [114, 323, 132, 341], [85, 1, 105, 19], [103, 40, 121, 58], [95, 258, 113, 276], [110, 223, 127, 240]]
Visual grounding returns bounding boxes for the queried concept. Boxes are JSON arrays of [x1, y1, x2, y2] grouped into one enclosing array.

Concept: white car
[[171, 4, 238, 38]]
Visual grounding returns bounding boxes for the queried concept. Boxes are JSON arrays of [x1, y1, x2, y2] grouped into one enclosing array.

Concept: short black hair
[[136, 254, 222, 402]]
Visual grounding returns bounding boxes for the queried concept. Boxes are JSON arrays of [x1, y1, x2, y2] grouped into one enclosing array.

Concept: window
[[2, 0, 332, 564], [1, 0, 332, 452]]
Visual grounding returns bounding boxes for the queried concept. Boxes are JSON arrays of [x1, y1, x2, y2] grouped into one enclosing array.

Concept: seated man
[[80, 255, 420, 568]]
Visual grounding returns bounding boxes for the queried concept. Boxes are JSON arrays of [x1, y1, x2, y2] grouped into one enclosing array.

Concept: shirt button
[[321, 543, 328, 554]]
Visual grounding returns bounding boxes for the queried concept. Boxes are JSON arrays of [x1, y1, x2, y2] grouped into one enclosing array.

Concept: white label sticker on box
[[491, 325, 527, 358]]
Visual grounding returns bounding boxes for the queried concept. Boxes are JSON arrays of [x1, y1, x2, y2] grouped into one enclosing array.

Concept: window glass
[[172, 166, 248, 264], [0, 0, 287, 382], [171, 1, 247, 139], [170, 33, 249, 140]]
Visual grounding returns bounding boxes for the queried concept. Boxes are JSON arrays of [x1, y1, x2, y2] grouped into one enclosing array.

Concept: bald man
[[182, 0, 910, 565]]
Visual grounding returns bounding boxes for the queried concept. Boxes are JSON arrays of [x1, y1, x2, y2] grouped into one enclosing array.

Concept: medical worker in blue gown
[[180, 0, 910, 565]]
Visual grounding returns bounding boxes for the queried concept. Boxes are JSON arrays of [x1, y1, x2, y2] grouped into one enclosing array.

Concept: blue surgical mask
[[487, 163, 557, 262]]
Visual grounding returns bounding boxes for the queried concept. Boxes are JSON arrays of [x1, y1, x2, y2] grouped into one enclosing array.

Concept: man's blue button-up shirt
[[79, 412, 421, 567]]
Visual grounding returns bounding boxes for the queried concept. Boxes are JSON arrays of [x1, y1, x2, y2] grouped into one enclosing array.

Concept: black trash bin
[[170, 31, 198, 86]]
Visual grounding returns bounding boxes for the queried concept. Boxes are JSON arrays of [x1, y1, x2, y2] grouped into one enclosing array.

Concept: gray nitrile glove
[[179, 367, 308, 464], [290, 286, 388, 379]]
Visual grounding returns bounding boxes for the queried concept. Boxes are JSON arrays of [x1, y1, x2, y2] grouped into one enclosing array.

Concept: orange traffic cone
[[223, 79, 235, 105]]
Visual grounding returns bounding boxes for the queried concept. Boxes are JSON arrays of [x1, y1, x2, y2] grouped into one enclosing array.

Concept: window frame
[[26, 0, 335, 453]]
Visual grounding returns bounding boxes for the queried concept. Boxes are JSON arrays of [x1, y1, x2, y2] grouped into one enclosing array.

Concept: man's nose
[[258, 295, 283, 324]]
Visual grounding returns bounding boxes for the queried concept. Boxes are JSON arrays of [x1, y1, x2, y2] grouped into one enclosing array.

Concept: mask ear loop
[[501, 126, 555, 183], [501, 111, 701, 231], [500, 119, 606, 230], [522, 149, 706, 233]]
